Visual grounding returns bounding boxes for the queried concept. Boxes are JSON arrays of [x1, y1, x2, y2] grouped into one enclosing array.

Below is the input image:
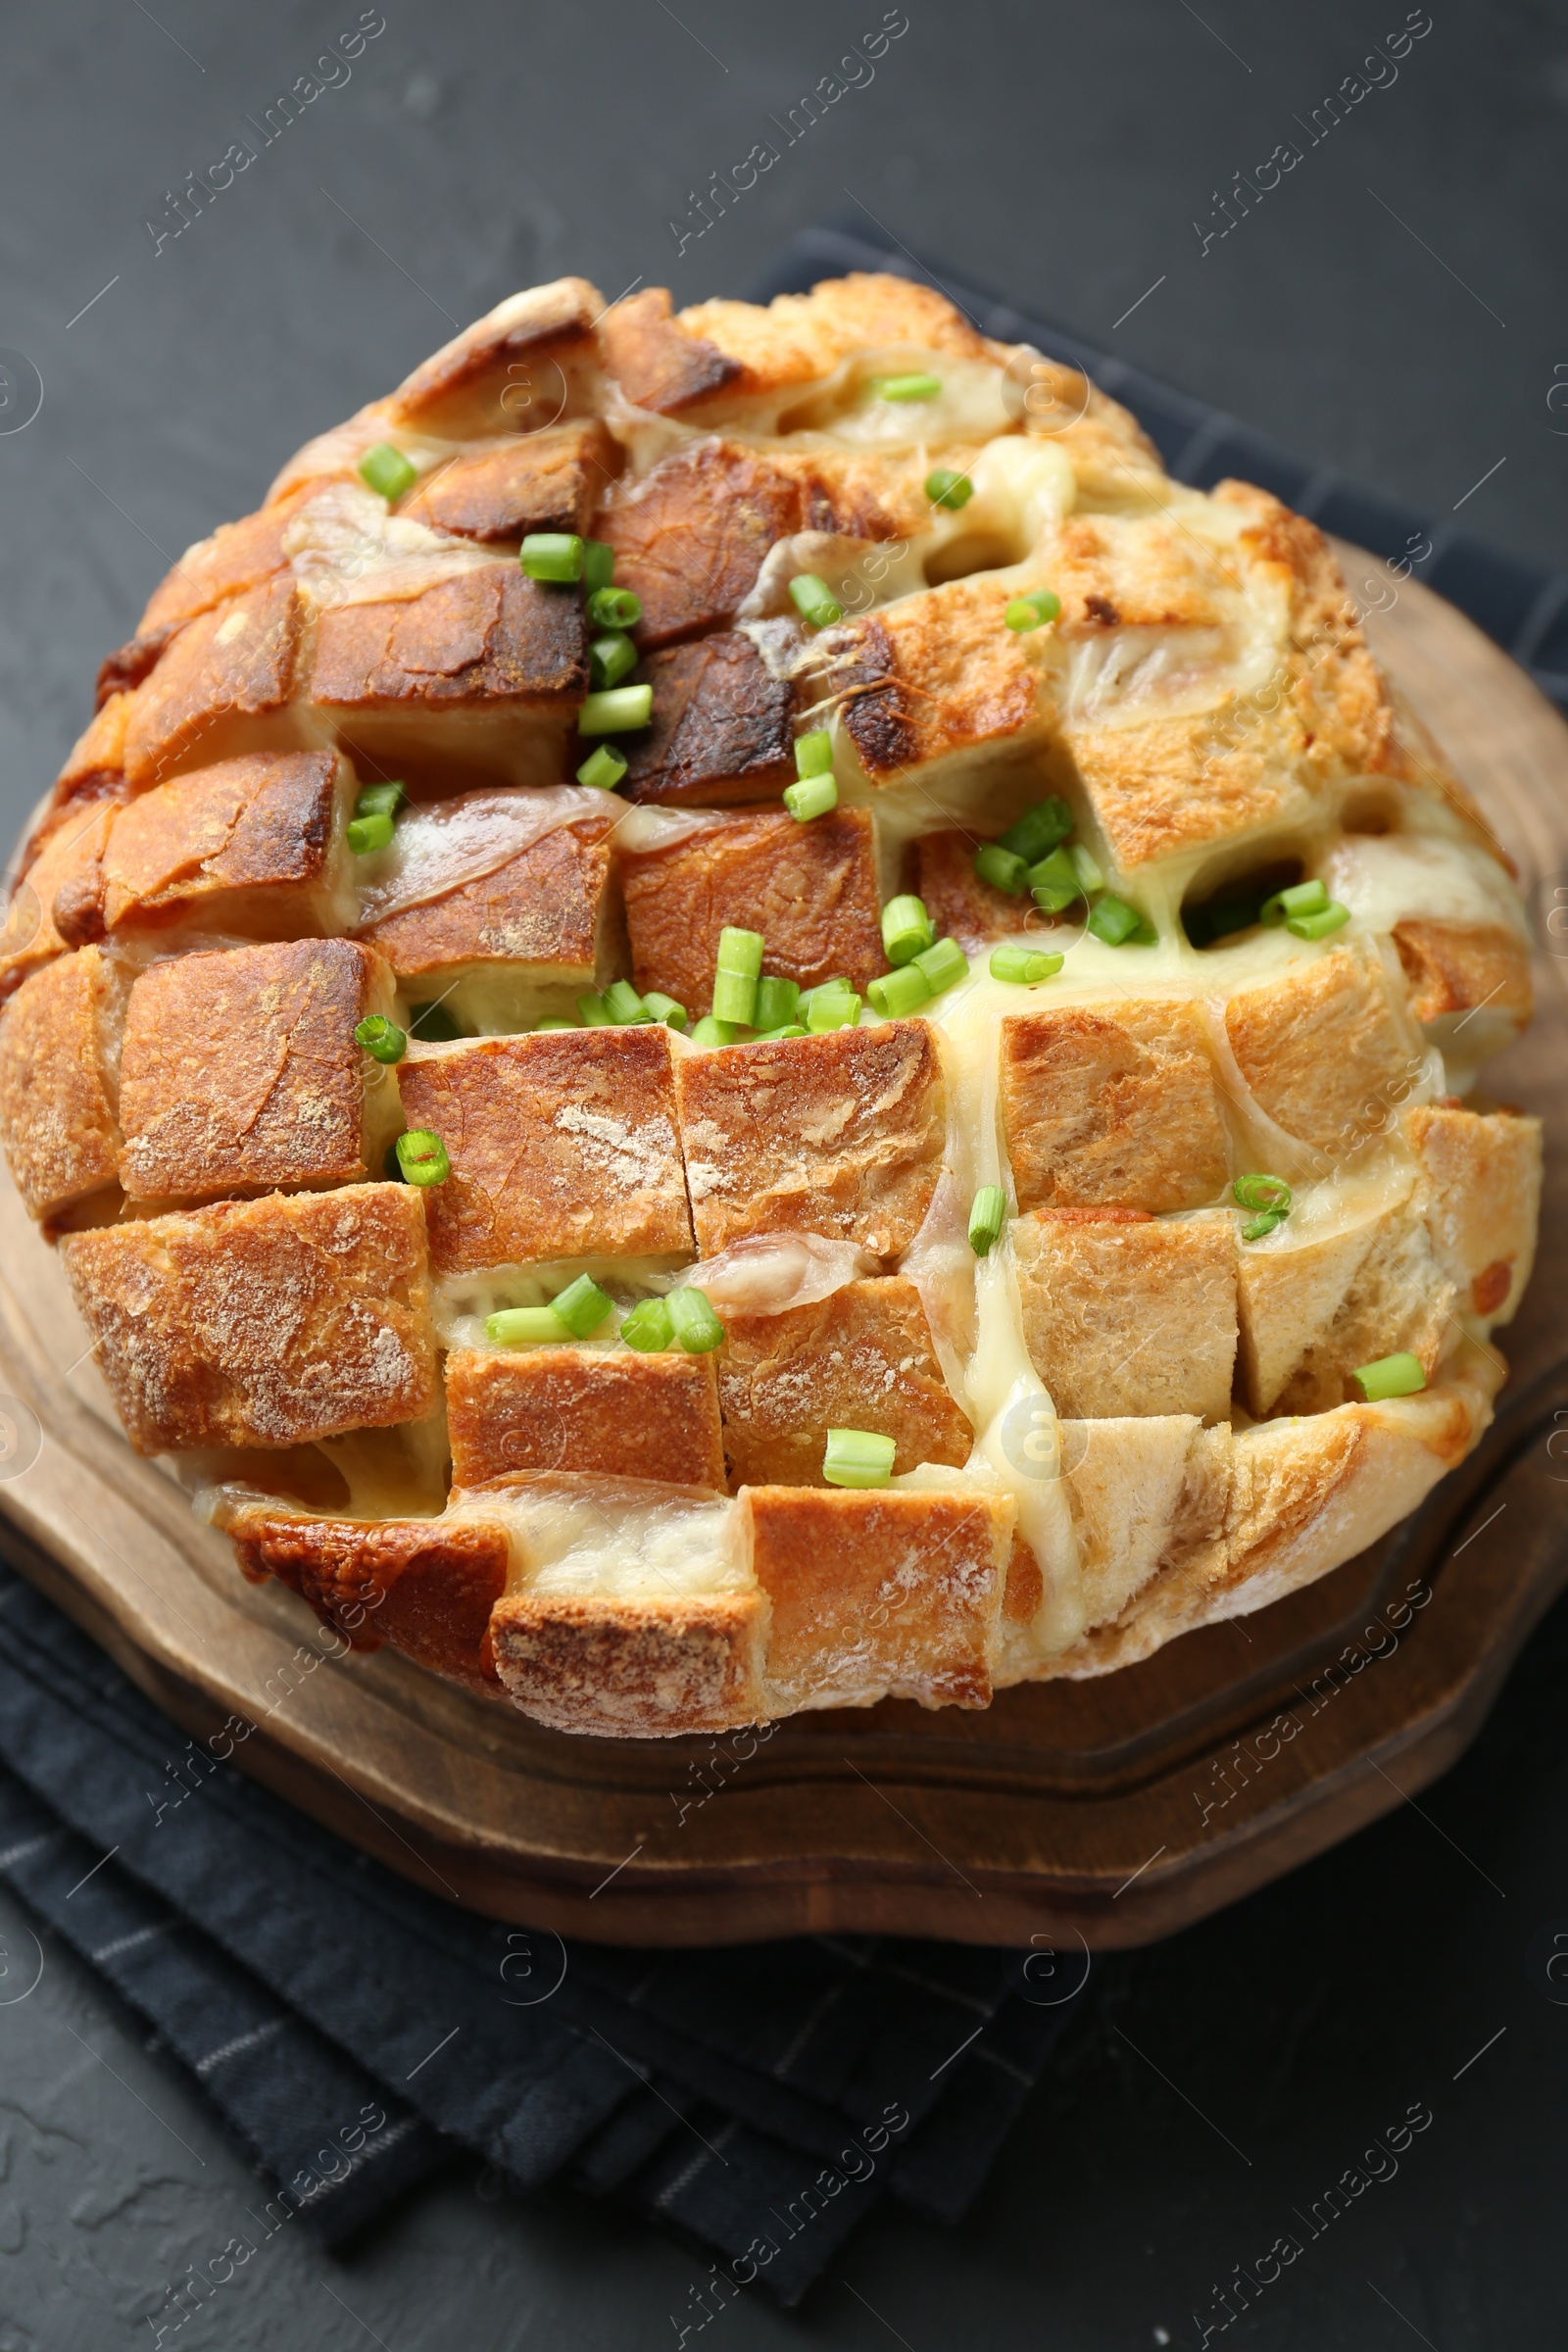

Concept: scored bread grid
[[0, 270, 1543, 1736]]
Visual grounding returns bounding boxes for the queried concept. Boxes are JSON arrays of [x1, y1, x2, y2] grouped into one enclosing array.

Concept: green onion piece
[[346, 812, 394, 856], [533, 1018, 577, 1031], [805, 990, 861, 1033], [550, 1273, 613, 1338], [783, 775, 838, 821], [1287, 902, 1351, 940], [789, 573, 843, 628], [407, 1001, 461, 1042], [974, 843, 1028, 895], [603, 979, 653, 1024], [485, 1306, 567, 1348], [867, 964, 933, 1019], [358, 442, 417, 501], [355, 781, 407, 821], [872, 373, 942, 402], [1086, 895, 1146, 946], [1067, 841, 1104, 893], [1260, 877, 1328, 927], [586, 585, 642, 630], [800, 976, 850, 1004], [911, 936, 969, 996], [641, 991, 688, 1032], [519, 532, 585, 583], [620, 1296, 674, 1352], [925, 466, 972, 510], [1351, 1351, 1428, 1402], [712, 926, 764, 1026], [354, 1013, 407, 1064], [1005, 589, 1062, 632], [968, 1185, 1005, 1256], [749, 1023, 808, 1043], [1027, 846, 1084, 913], [580, 539, 615, 596], [1233, 1173, 1293, 1213], [576, 744, 629, 791], [589, 631, 638, 691], [576, 991, 614, 1027], [794, 729, 834, 778], [690, 1014, 739, 1047], [753, 975, 801, 1031], [578, 684, 653, 736], [667, 1286, 725, 1353], [396, 1129, 449, 1187], [1242, 1210, 1288, 1242], [881, 893, 935, 967], [822, 1427, 897, 1488], [999, 798, 1074, 863], [989, 946, 1063, 985], [715, 926, 764, 980]]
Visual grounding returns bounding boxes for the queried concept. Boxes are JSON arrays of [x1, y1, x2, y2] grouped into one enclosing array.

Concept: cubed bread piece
[[1224, 948, 1416, 1157], [834, 582, 1046, 784], [399, 420, 617, 541], [491, 1587, 764, 1737], [1015, 1209, 1239, 1421], [717, 1277, 970, 1488], [100, 751, 354, 940], [396, 1026, 691, 1274], [308, 566, 588, 788], [1060, 1415, 1231, 1633], [0, 799, 120, 993], [620, 633, 799, 806], [50, 690, 132, 809], [912, 830, 1030, 954], [1403, 1103, 1542, 1322], [61, 1184, 436, 1452], [679, 272, 996, 396], [0, 948, 129, 1220], [1241, 1193, 1453, 1418], [621, 808, 882, 1014], [1001, 999, 1229, 1213], [594, 440, 800, 645], [386, 277, 605, 438], [598, 287, 743, 421], [747, 1486, 1011, 1711], [1233, 1197, 1392, 1417], [118, 939, 397, 1203], [446, 1346, 724, 1489], [133, 483, 318, 644], [1393, 919, 1533, 1030], [221, 1501, 509, 1693], [123, 575, 305, 791], [675, 1021, 946, 1260]]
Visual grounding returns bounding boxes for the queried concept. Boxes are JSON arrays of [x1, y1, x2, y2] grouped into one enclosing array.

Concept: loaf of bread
[[0, 272, 1539, 1736]]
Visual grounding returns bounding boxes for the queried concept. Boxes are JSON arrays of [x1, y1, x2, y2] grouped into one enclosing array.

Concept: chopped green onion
[[347, 812, 394, 856], [589, 631, 638, 691], [999, 798, 1074, 863], [1005, 589, 1062, 632], [753, 975, 801, 1031], [586, 585, 642, 630], [550, 1273, 614, 1338], [925, 466, 972, 510], [1260, 877, 1327, 927], [533, 1018, 577, 1031], [789, 573, 843, 628], [712, 927, 763, 1025], [486, 1306, 567, 1347], [1351, 1351, 1428, 1402], [620, 1296, 675, 1352], [1234, 1173, 1293, 1213], [1027, 847, 1083, 913], [580, 539, 615, 596], [667, 1286, 725, 1352], [989, 946, 1063, 985], [804, 989, 861, 1032], [355, 781, 407, 821], [1086, 895, 1147, 946], [912, 936, 969, 996], [783, 774, 838, 821], [750, 1023, 808, 1043], [576, 992, 614, 1027], [519, 532, 585, 583], [396, 1129, 449, 1187], [358, 443, 417, 501], [867, 964, 933, 1018], [968, 1186, 1005, 1256], [822, 1427, 897, 1488], [603, 979, 653, 1024], [355, 1014, 406, 1064], [794, 729, 834, 778], [1067, 841, 1104, 893], [881, 893, 935, 967], [1242, 1210, 1289, 1242], [576, 744, 629, 791], [578, 684, 653, 735], [690, 1014, 739, 1047], [1288, 902, 1351, 940], [641, 991, 688, 1031], [407, 1001, 461, 1042], [974, 843, 1029, 895], [872, 373, 942, 402]]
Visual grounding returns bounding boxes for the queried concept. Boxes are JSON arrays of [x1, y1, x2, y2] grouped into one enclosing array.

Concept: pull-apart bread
[[2, 272, 1539, 1736]]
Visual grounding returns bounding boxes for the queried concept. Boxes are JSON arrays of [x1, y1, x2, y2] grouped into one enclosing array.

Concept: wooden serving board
[[1, 553, 1565, 1950]]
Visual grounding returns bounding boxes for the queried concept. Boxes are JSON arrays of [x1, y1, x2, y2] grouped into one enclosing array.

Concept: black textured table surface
[[2, 3, 1566, 2345]]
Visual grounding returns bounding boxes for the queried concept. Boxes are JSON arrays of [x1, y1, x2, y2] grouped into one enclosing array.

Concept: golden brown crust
[[911, 829, 1024, 953], [0, 947, 127, 1220], [833, 581, 1044, 780], [1, 801, 120, 995], [1223, 948, 1414, 1155], [136, 484, 318, 642], [620, 633, 799, 807], [679, 273, 994, 398], [1001, 1000, 1229, 1213], [489, 1587, 764, 1738], [1014, 1211, 1238, 1420], [399, 420, 619, 542], [716, 1277, 971, 1487], [599, 287, 743, 417], [1065, 709, 1312, 873], [674, 1020, 946, 1259], [446, 1345, 725, 1489], [61, 1184, 436, 1453], [310, 566, 587, 714], [122, 576, 304, 791], [595, 439, 801, 645], [386, 276, 605, 438], [396, 1026, 692, 1273], [1404, 1103, 1542, 1323], [100, 751, 345, 938], [621, 808, 883, 1014], [361, 812, 616, 985], [1393, 918, 1533, 1029]]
